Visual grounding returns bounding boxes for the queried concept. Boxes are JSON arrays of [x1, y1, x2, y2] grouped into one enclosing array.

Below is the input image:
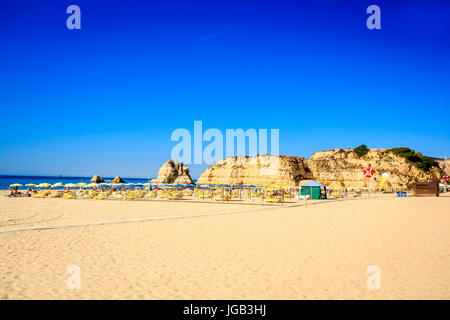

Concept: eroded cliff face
[[196, 149, 442, 188], [151, 160, 194, 184], [435, 158, 449, 175], [306, 149, 441, 188], [196, 154, 309, 186]]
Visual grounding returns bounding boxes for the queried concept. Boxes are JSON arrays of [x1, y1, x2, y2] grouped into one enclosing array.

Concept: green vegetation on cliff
[[353, 144, 369, 157], [387, 147, 438, 171]]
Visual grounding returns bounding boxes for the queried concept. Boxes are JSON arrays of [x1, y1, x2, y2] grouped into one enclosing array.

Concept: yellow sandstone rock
[[196, 149, 443, 188], [151, 160, 194, 185]]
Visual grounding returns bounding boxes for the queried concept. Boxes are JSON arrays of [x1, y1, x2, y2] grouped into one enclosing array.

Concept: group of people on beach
[[8, 187, 37, 197]]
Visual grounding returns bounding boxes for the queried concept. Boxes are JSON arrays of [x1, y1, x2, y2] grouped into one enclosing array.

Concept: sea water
[[0, 175, 150, 190]]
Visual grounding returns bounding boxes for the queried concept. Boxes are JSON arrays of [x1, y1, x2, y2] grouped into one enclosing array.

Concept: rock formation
[[196, 149, 443, 189], [435, 158, 449, 175], [90, 175, 104, 183], [151, 160, 194, 185], [196, 155, 309, 186], [306, 148, 441, 189], [112, 176, 125, 184]]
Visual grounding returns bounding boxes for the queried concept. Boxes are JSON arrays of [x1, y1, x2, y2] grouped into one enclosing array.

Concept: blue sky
[[1, 0, 449, 178]]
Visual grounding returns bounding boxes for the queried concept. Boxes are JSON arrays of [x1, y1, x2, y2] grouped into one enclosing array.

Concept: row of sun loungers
[[23, 189, 286, 203]]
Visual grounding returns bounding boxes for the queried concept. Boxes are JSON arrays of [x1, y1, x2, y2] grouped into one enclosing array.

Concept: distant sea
[[0, 175, 151, 190]]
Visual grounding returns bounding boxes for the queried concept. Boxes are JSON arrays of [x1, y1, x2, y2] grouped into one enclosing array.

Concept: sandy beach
[[0, 191, 449, 299]]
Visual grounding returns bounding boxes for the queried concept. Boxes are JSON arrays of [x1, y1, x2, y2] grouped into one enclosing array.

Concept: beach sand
[[0, 191, 449, 299]]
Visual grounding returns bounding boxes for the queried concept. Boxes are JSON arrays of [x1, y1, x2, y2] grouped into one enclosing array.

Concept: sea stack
[[151, 160, 194, 185], [90, 175, 105, 183], [112, 176, 125, 184]]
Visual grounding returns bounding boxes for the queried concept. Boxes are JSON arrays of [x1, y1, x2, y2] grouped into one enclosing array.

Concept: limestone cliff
[[196, 149, 442, 189], [435, 158, 449, 175], [306, 148, 441, 188], [196, 155, 309, 186], [151, 160, 194, 185]]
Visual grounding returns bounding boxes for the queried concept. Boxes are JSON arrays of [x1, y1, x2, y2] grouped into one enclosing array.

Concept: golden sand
[[0, 191, 449, 299]]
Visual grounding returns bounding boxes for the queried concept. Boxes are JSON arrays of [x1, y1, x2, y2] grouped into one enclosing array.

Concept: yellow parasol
[[38, 183, 51, 188], [65, 183, 77, 188], [10, 183, 23, 187]]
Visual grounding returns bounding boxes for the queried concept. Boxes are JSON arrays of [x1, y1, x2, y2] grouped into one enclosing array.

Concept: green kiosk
[[301, 181, 327, 200]]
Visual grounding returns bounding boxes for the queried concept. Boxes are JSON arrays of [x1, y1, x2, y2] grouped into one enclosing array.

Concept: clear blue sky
[[1, 0, 449, 178]]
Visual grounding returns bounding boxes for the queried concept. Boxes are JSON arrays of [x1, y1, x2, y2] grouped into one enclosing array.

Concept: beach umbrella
[[77, 182, 88, 187], [10, 183, 23, 187], [52, 182, 64, 188], [25, 183, 37, 187], [38, 183, 52, 188], [87, 183, 98, 187], [65, 183, 77, 188]]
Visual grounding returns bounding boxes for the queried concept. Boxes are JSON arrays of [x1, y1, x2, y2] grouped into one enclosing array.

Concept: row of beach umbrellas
[[10, 183, 288, 189], [9, 182, 204, 189], [9, 182, 152, 188]]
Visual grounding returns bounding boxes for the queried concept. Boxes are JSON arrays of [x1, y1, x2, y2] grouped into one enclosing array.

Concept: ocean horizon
[[0, 175, 151, 190]]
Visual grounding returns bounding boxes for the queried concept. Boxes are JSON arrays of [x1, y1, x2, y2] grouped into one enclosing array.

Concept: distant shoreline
[[0, 175, 150, 180], [0, 175, 152, 191]]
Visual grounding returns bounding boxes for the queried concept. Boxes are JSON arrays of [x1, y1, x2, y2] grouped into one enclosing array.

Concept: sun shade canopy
[[301, 181, 326, 187]]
